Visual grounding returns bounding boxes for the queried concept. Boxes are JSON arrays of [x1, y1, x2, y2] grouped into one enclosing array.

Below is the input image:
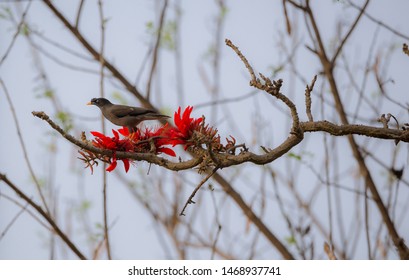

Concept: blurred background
[[1, 0, 409, 259]]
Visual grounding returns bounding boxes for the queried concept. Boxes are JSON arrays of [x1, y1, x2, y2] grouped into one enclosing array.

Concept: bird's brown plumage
[[87, 98, 169, 132]]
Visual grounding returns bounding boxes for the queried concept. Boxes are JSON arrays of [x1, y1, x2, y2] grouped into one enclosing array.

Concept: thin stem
[[97, 0, 111, 260], [0, 174, 87, 259], [1, 79, 51, 215], [146, 0, 168, 101], [0, 0, 32, 66]]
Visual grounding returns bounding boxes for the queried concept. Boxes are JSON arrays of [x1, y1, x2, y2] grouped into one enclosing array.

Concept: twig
[[225, 39, 256, 82], [305, 75, 317, 122], [1, 79, 51, 215], [347, 0, 409, 41], [212, 172, 295, 259], [30, 28, 94, 62], [0, 201, 29, 241], [29, 41, 100, 74], [180, 167, 219, 216], [0, 193, 52, 231], [146, 0, 169, 100], [97, 0, 111, 260], [0, 173, 87, 259], [41, 0, 151, 108], [226, 39, 301, 134], [0, 0, 32, 66], [210, 0, 226, 123], [285, 0, 306, 11], [209, 184, 222, 260], [282, 0, 292, 35], [331, 0, 370, 65], [75, 0, 85, 29]]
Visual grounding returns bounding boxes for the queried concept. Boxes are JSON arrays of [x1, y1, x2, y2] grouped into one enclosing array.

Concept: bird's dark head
[[87, 98, 112, 108]]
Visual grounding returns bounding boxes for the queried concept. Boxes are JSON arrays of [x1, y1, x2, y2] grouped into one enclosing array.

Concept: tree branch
[[301, 121, 409, 142], [0, 173, 87, 260], [304, 2, 409, 259], [32, 111, 204, 171]]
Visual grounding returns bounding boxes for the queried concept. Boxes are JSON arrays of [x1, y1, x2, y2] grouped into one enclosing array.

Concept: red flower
[[174, 106, 203, 137], [84, 106, 220, 173], [91, 129, 134, 172], [166, 106, 203, 148], [118, 125, 177, 157]]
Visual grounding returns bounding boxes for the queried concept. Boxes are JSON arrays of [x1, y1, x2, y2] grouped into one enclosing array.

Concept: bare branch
[[180, 167, 219, 216], [331, 0, 370, 65], [0, 173, 87, 260], [1, 79, 50, 215], [146, 0, 169, 100], [225, 39, 257, 82], [347, 0, 409, 41], [0, 0, 32, 66], [301, 121, 409, 142], [75, 0, 85, 29], [305, 75, 317, 122]]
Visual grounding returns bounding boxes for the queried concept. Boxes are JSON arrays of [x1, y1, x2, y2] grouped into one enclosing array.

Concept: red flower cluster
[[164, 106, 205, 148], [85, 106, 207, 173], [90, 129, 134, 172]]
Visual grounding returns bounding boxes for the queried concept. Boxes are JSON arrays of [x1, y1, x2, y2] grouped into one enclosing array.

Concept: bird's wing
[[109, 105, 157, 118]]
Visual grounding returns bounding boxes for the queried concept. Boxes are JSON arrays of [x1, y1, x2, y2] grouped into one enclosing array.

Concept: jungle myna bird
[[87, 97, 169, 132]]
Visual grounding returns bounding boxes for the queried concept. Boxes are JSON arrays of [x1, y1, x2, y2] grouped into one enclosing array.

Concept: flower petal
[[118, 127, 129, 136], [122, 159, 130, 173], [157, 147, 176, 157], [112, 129, 119, 140], [91, 131, 107, 139], [106, 160, 117, 172]]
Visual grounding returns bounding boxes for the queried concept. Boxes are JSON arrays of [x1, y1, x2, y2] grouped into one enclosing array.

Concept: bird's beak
[[86, 101, 92, 105]]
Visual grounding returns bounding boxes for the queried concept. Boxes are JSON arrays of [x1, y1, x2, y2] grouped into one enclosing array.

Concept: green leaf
[[20, 23, 30, 36], [80, 200, 91, 211], [285, 236, 297, 245], [44, 89, 54, 98], [145, 21, 154, 33], [55, 111, 73, 132], [288, 152, 302, 161]]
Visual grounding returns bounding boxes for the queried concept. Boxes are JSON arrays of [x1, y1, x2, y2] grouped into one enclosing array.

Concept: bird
[[87, 97, 169, 132]]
